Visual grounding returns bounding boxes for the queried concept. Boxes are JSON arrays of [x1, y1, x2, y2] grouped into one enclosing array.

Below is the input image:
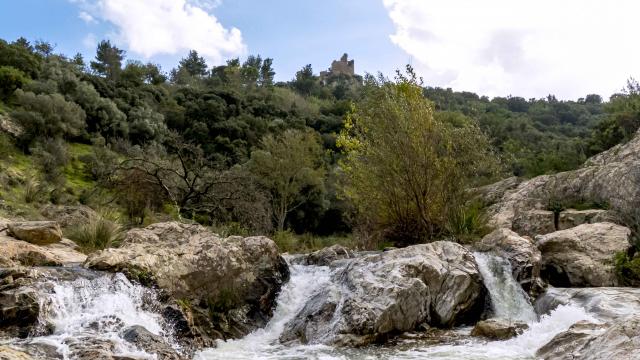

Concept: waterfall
[[473, 252, 537, 323], [195, 263, 333, 360], [29, 272, 177, 359]]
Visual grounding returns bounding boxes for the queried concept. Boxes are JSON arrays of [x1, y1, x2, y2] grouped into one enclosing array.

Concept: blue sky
[[1, 0, 639, 99], [0, 0, 406, 82]]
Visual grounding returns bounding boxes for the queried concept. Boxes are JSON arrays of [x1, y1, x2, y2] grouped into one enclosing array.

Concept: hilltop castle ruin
[[320, 53, 355, 78]]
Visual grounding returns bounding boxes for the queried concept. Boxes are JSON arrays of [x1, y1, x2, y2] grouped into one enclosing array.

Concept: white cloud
[[83, 33, 97, 49], [383, 0, 640, 99], [78, 11, 96, 23], [75, 0, 244, 65]]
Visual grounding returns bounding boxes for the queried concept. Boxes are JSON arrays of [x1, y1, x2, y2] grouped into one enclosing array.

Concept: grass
[[614, 251, 640, 286], [272, 230, 357, 253], [65, 211, 124, 252]]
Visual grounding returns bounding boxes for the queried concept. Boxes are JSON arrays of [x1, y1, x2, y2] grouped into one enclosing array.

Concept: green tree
[[249, 129, 326, 231], [178, 50, 208, 78], [0, 66, 28, 101], [90, 40, 125, 80], [337, 67, 498, 245], [12, 89, 86, 146]]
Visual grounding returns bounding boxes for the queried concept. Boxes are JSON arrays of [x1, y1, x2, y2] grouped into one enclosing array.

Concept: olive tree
[[337, 67, 498, 244], [249, 129, 326, 231]]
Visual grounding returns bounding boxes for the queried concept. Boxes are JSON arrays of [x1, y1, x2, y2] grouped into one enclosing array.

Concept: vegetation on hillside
[[0, 36, 638, 250]]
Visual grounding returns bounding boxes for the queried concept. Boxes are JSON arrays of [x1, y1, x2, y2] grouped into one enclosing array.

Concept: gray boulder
[[537, 316, 640, 360], [280, 241, 485, 346], [535, 287, 640, 322], [85, 221, 289, 346], [302, 244, 354, 266], [535, 222, 631, 287]]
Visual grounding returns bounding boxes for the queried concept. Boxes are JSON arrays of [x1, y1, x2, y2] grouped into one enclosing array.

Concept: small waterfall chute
[[473, 252, 537, 323]]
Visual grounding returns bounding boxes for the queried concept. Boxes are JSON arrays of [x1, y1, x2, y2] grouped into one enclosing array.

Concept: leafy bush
[[66, 212, 123, 252], [272, 230, 356, 253], [614, 251, 640, 286]]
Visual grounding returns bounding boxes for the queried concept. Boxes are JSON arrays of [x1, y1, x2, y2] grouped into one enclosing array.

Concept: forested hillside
[[0, 36, 638, 249]]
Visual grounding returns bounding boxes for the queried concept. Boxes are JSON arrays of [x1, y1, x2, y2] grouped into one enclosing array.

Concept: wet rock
[[280, 241, 485, 346], [535, 222, 631, 287], [302, 245, 354, 266], [537, 316, 640, 360], [122, 325, 184, 359], [535, 287, 640, 322], [0, 234, 86, 266], [0, 345, 35, 360], [471, 318, 528, 340], [0, 286, 39, 338], [476, 228, 544, 297], [512, 209, 556, 238], [7, 221, 62, 245], [85, 221, 289, 345]]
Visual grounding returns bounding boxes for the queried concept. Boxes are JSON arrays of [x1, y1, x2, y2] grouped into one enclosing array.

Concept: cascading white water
[[196, 254, 598, 360], [473, 252, 537, 322], [27, 272, 177, 359], [195, 263, 334, 360]]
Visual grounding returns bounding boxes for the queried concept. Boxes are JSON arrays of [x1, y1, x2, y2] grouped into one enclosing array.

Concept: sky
[[0, 0, 638, 100]]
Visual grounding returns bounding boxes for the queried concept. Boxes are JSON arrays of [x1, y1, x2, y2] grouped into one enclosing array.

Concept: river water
[[4, 254, 598, 359]]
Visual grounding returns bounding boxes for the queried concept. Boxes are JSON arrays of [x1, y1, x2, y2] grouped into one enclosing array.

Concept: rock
[[536, 321, 608, 360], [0, 346, 34, 360], [302, 245, 354, 266], [485, 130, 640, 232], [476, 228, 544, 297], [280, 241, 486, 346], [512, 209, 556, 238], [0, 285, 39, 338], [0, 234, 86, 266], [535, 222, 631, 286], [558, 209, 610, 230], [85, 221, 289, 346], [535, 287, 640, 322], [7, 221, 62, 245], [472, 176, 522, 207], [0, 114, 23, 138], [122, 325, 184, 360], [537, 316, 640, 360], [40, 205, 98, 228], [470, 318, 528, 340]]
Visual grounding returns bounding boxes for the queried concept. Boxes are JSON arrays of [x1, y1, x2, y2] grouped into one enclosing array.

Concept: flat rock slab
[[7, 221, 62, 245]]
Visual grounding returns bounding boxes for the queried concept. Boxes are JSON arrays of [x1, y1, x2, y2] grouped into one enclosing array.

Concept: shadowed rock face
[[84, 221, 290, 347], [280, 241, 486, 346], [535, 222, 631, 287]]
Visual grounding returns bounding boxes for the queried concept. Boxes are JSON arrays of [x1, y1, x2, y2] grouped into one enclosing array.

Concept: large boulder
[[558, 209, 611, 230], [512, 209, 556, 238], [476, 228, 544, 297], [39, 205, 98, 228], [0, 235, 86, 266], [484, 130, 640, 232], [7, 221, 62, 245], [535, 222, 631, 287], [84, 222, 289, 346], [280, 241, 486, 346], [301, 244, 354, 266], [537, 316, 640, 360], [0, 346, 34, 360]]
